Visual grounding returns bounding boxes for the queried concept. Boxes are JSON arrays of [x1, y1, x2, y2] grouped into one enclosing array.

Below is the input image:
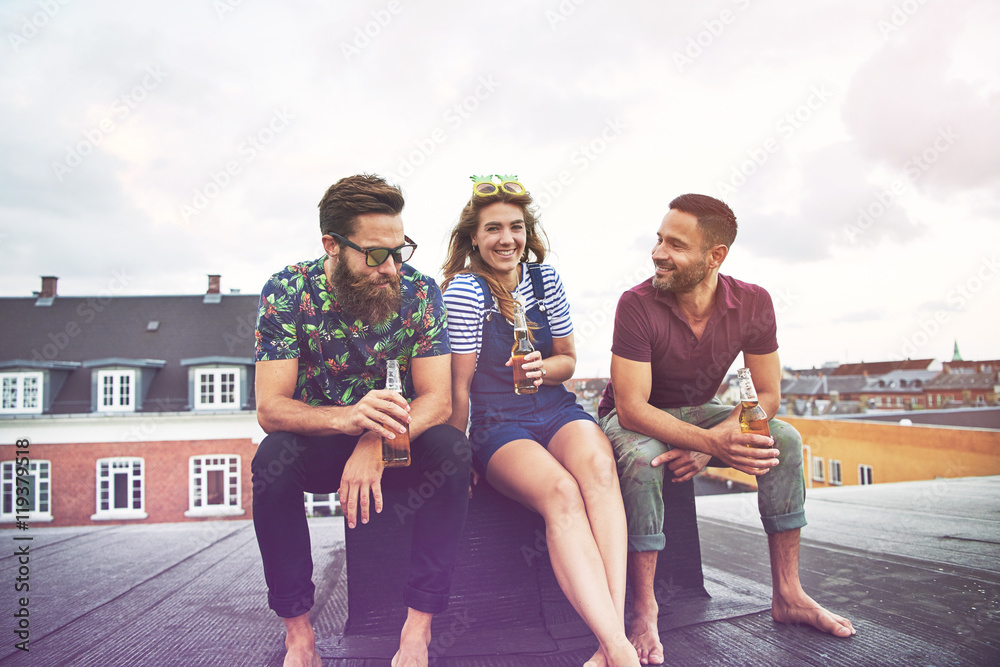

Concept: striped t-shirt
[[442, 263, 574, 356]]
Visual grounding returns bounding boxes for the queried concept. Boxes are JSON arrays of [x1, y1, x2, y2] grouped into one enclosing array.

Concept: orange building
[[704, 416, 1000, 490]]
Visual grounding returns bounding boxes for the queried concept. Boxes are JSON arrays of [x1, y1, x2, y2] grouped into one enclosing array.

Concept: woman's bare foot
[[584, 647, 608, 667]]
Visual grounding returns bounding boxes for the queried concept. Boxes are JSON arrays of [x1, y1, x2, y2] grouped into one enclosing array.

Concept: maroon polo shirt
[[598, 274, 778, 417]]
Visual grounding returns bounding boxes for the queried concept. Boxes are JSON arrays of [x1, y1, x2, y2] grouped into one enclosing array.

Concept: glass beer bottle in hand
[[737, 367, 770, 443], [512, 300, 538, 395], [381, 359, 411, 467]]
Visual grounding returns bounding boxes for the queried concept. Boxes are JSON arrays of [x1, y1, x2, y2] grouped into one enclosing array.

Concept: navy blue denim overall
[[467, 264, 594, 472]]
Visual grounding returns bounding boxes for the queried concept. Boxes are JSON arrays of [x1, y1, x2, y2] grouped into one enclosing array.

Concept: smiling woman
[[440, 175, 640, 667]]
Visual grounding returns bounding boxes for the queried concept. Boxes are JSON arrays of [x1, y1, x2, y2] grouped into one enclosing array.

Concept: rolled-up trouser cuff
[[761, 509, 807, 535], [628, 533, 666, 553], [269, 588, 315, 619], [403, 584, 449, 614]]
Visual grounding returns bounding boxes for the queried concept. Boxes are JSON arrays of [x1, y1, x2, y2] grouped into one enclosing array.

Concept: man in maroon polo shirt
[[598, 194, 855, 665]]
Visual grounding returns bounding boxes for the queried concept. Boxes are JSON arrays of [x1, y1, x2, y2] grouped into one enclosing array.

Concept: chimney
[[40, 276, 58, 298], [207, 275, 221, 294]]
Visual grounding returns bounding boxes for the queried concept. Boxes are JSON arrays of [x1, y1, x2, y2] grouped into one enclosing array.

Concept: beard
[[652, 256, 708, 293], [332, 259, 402, 325]]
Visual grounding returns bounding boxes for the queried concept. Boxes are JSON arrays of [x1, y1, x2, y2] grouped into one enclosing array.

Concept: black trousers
[[251, 424, 472, 618]]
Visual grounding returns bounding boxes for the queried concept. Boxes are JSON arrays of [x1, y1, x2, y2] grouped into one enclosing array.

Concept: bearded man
[[597, 194, 855, 665], [252, 174, 471, 667]]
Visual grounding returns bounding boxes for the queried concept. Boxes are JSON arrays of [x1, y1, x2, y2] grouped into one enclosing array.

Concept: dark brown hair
[[669, 193, 738, 250], [318, 174, 405, 239]]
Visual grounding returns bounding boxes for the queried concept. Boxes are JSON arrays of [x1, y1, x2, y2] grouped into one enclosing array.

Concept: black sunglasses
[[328, 233, 417, 267]]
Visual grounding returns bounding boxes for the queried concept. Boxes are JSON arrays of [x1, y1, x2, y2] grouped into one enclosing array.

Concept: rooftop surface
[[1, 476, 997, 666]]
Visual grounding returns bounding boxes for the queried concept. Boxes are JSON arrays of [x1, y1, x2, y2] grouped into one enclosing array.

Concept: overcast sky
[[1, 0, 998, 377]]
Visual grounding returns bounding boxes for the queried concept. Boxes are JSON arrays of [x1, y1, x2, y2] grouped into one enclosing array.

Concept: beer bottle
[[512, 300, 538, 395], [381, 359, 411, 467], [737, 367, 770, 443]]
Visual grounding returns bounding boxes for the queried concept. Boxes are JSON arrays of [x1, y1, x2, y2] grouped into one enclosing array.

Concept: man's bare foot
[[627, 603, 663, 665], [282, 612, 322, 667], [282, 646, 321, 667], [391, 608, 433, 667], [772, 592, 856, 637]]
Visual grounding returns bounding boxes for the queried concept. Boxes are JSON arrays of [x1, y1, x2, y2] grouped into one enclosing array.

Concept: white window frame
[[96, 369, 136, 413], [185, 455, 244, 517], [92, 457, 147, 520], [829, 459, 843, 486], [194, 367, 241, 410], [811, 456, 826, 483], [304, 492, 341, 517], [1, 460, 53, 523], [859, 464, 873, 486], [0, 372, 43, 414]]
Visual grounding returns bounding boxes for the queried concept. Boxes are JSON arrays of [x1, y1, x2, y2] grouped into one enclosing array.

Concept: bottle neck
[[737, 372, 758, 403], [386, 361, 401, 392]]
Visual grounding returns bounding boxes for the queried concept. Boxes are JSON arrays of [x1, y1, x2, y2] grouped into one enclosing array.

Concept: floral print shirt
[[254, 256, 450, 406]]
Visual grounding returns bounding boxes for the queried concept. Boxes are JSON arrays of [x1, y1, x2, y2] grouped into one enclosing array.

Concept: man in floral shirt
[[252, 174, 471, 667]]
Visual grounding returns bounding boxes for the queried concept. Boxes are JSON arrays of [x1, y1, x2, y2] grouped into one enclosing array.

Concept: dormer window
[[0, 372, 43, 414], [181, 357, 253, 411], [96, 369, 136, 413], [195, 368, 240, 410], [83, 359, 165, 413]]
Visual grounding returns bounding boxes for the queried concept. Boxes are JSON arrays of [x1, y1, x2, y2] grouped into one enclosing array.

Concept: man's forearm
[[617, 399, 735, 456], [257, 395, 352, 437], [406, 392, 450, 440]]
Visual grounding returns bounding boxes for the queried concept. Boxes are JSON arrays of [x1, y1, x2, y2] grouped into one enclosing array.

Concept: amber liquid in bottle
[[512, 301, 537, 395], [381, 359, 411, 467], [737, 367, 770, 444]]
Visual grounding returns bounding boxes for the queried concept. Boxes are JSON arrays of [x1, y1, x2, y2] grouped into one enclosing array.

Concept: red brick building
[[0, 276, 341, 528]]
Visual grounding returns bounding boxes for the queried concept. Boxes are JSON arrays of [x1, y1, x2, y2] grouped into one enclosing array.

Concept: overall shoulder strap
[[469, 273, 496, 320], [526, 263, 546, 312]]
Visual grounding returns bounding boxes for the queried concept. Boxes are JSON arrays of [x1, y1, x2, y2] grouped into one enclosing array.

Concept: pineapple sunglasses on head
[[471, 174, 527, 197], [327, 232, 417, 267]]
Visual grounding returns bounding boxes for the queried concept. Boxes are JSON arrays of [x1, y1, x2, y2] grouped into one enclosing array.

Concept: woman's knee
[[545, 472, 587, 522]]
